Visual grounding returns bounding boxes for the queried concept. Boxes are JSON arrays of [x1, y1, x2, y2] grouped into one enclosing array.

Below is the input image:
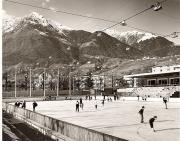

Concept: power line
[[4, 0, 167, 37], [102, 6, 152, 31], [5, 0, 118, 23], [159, 11, 180, 23], [102, 0, 168, 31]]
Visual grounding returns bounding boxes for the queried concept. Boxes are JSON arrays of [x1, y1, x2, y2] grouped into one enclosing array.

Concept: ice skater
[[80, 98, 83, 108], [95, 101, 98, 109], [102, 99, 104, 106], [138, 106, 145, 123], [149, 116, 157, 132], [15, 101, 18, 107], [163, 97, 168, 109], [137, 95, 139, 101], [76, 101, 80, 112], [22, 100, 26, 109], [33, 101, 38, 111], [144, 95, 147, 101]]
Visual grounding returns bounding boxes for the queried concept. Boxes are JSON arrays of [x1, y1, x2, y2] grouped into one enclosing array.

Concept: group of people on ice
[[15, 100, 26, 109], [138, 96, 168, 132], [15, 100, 38, 111]]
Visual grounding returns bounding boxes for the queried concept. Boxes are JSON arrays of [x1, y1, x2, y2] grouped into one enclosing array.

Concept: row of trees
[[2, 69, 128, 92], [2, 71, 94, 91]]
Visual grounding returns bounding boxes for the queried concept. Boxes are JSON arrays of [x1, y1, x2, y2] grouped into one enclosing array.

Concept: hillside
[[2, 12, 180, 76]]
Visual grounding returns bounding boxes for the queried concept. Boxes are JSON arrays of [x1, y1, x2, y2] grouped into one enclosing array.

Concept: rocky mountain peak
[[24, 12, 49, 26], [105, 29, 157, 45]]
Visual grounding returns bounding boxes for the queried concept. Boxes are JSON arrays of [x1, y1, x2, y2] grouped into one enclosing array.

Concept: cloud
[[45, 0, 50, 2]]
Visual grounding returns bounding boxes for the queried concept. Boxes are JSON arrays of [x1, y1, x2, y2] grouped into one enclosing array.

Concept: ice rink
[[25, 97, 180, 141]]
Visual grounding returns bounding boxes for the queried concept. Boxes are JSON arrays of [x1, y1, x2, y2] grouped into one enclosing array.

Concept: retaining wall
[[2, 102, 127, 141]]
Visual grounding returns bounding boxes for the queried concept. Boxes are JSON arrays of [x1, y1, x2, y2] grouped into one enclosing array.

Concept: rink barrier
[[2, 102, 127, 141]]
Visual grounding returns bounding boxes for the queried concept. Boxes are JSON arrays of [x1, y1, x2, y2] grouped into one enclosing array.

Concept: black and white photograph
[[1, 0, 180, 141]]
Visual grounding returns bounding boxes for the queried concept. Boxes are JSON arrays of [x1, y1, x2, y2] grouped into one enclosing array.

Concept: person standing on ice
[[76, 101, 80, 112], [80, 98, 83, 108], [95, 101, 98, 109], [22, 100, 26, 109], [163, 97, 168, 109], [102, 99, 105, 106], [149, 116, 157, 132], [33, 101, 38, 111], [137, 95, 140, 101], [138, 106, 145, 123]]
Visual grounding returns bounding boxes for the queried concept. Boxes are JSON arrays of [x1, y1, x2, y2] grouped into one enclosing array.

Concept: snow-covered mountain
[[2, 14, 20, 33], [2, 12, 144, 66], [105, 30, 157, 45], [2, 12, 180, 76], [2, 12, 71, 34], [2, 12, 179, 67]]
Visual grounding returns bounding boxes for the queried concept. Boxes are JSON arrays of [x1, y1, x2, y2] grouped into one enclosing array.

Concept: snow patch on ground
[[126, 47, 130, 51], [81, 40, 98, 48], [34, 29, 47, 36], [97, 33, 102, 37]]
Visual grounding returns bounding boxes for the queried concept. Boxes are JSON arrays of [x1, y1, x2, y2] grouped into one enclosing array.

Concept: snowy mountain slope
[[2, 11, 179, 68], [105, 30, 157, 45], [2, 12, 180, 77], [2, 14, 21, 33], [2, 12, 143, 66], [2, 12, 71, 35]]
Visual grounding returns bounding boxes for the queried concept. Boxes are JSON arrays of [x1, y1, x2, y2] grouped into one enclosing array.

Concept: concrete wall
[[2, 103, 127, 141]]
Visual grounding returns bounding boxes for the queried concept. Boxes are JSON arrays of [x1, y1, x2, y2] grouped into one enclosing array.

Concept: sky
[[2, 0, 180, 45]]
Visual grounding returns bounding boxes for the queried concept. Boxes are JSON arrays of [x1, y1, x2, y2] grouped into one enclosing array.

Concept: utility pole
[[69, 67, 71, 97], [29, 68, 32, 97], [73, 76, 75, 94], [43, 68, 46, 97], [57, 68, 59, 97], [112, 75, 114, 95], [15, 67, 17, 98]]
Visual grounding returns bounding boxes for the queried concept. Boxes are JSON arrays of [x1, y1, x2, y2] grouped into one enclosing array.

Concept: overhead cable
[[5, 0, 168, 37]]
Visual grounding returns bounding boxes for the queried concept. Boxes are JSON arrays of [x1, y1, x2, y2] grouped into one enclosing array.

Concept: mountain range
[[2, 12, 180, 75]]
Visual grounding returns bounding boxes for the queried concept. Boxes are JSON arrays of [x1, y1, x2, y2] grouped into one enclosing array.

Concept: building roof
[[124, 70, 180, 79]]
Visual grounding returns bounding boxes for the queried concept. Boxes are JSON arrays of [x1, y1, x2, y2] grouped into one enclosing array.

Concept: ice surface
[[24, 97, 180, 141]]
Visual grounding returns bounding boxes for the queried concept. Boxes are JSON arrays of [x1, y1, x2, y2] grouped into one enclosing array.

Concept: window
[[158, 79, 168, 85], [147, 79, 156, 86], [170, 78, 180, 85]]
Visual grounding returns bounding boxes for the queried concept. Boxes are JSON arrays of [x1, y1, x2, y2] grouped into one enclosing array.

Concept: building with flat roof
[[118, 65, 180, 98]]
